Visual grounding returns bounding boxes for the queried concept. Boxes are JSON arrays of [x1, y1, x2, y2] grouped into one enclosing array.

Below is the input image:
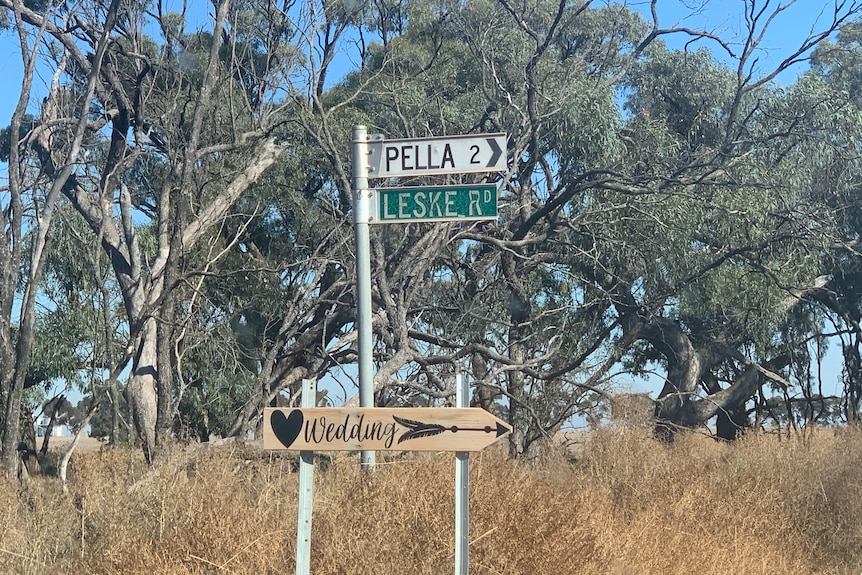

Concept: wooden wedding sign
[[263, 407, 511, 452]]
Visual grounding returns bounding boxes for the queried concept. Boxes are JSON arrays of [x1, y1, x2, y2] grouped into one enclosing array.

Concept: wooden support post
[[295, 378, 316, 575]]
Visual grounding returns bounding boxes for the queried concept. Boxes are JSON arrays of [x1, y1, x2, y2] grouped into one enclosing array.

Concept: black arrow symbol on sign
[[486, 137, 503, 167], [394, 415, 509, 444], [450, 422, 510, 437]]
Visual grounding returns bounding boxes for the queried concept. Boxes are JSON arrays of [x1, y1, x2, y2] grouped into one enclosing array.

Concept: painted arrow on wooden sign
[[263, 407, 511, 452]]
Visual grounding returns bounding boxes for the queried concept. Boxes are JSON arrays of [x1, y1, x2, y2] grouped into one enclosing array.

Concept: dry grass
[[2, 428, 862, 574]]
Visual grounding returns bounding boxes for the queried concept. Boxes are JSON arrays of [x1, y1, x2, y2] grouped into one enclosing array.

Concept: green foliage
[[626, 45, 736, 148], [174, 373, 253, 439], [320, 0, 862, 442], [5, 0, 862, 457], [88, 391, 129, 441]]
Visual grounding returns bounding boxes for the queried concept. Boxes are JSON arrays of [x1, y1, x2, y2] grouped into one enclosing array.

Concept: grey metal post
[[454, 373, 470, 575], [351, 125, 376, 470], [295, 378, 317, 575]]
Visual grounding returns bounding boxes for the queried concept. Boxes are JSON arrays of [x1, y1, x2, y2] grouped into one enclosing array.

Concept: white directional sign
[[367, 133, 507, 178]]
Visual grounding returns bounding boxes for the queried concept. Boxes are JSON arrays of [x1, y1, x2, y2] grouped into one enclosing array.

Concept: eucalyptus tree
[[531, 1, 862, 441], [0, 0, 290, 462], [485, 0, 862, 445], [608, 6, 862, 438], [4, 0, 860, 468], [800, 22, 862, 422], [318, 0, 862, 455], [210, 0, 406, 437], [0, 0, 120, 474], [31, 204, 128, 445], [302, 0, 669, 457], [151, 0, 862, 452]]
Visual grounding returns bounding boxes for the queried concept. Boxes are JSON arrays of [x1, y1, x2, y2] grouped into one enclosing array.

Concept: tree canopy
[[1, 0, 862, 469]]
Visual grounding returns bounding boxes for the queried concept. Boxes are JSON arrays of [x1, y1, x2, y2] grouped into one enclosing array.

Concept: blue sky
[[648, 0, 846, 84]]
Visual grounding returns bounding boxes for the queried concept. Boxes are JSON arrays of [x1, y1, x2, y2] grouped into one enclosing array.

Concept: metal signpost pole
[[295, 378, 317, 575], [454, 372, 470, 575], [351, 125, 376, 471]]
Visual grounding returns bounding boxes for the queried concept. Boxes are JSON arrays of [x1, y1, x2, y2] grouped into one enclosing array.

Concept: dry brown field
[[39, 435, 105, 453], [4, 426, 862, 574]]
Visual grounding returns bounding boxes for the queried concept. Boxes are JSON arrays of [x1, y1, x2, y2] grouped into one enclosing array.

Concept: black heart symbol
[[271, 409, 304, 448]]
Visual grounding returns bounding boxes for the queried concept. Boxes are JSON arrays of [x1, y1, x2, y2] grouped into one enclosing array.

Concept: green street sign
[[370, 184, 498, 224]]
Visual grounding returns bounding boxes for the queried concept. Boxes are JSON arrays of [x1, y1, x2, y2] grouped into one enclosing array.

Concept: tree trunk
[[641, 317, 765, 440], [109, 379, 121, 446], [503, 254, 535, 459], [156, 187, 184, 447], [59, 398, 101, 491], [129, 318, 159, 463], [38, 396, 65, 458], [2, 377, 25, 476]]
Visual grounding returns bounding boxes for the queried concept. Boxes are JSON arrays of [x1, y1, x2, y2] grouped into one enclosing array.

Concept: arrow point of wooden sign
[[496, 421, 510, 438]]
